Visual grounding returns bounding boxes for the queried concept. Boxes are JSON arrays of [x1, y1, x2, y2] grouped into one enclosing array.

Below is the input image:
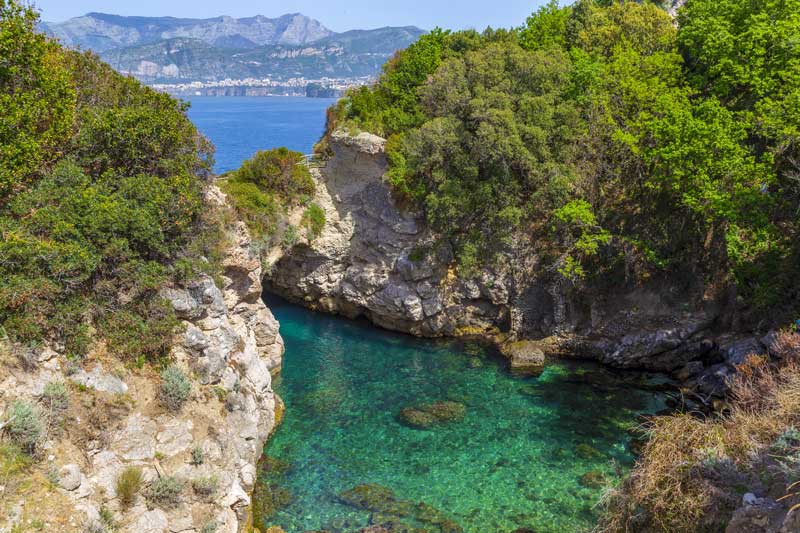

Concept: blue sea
[[186, 96, 337, 173]]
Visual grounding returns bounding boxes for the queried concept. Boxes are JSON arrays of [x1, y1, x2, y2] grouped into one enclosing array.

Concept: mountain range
[[40, 13, 425, 84]]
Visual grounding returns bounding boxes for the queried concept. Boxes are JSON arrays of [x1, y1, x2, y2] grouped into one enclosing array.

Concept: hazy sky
[[30, 0, 543, 32]]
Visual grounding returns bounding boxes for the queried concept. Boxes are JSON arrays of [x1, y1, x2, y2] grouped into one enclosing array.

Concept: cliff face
[[0, 186, 282, 533], [266, 131, 758, 378]]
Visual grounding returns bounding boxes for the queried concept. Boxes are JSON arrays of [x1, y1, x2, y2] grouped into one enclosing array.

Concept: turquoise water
[[185, 96, 336, 173], [259, 296, 668, 533]]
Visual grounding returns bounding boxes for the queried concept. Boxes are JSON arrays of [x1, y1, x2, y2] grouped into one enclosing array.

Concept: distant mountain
[[39, 13, 425, 86], [41, 13, 334, 52], [98, 26, 424, 83]]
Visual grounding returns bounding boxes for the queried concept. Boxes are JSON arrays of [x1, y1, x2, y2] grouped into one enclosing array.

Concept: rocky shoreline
[[265, 131, 777, 400]]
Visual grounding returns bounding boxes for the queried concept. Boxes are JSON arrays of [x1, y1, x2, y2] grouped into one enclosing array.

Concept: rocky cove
[[246, 131, 785, 532], [0, 129, 779, 533]]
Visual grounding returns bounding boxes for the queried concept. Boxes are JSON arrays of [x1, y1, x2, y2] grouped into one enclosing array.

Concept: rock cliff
[[0, 186, 283, 533], [267, 131, 765, 383]]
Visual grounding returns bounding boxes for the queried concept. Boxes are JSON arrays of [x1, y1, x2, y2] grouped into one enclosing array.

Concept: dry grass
[[598, 349, 800, 532], [116, 466, 143, 508]]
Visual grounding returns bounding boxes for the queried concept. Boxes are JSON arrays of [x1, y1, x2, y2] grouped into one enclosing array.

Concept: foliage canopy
[[330, 0, 800, 313]]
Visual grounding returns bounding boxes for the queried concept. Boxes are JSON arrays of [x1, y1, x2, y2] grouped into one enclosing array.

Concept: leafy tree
[[0, 0, 74, 201], [0, 0, 215, 359]]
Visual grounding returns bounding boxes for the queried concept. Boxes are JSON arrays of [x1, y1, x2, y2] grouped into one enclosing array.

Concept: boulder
[[59, 464, 82, 491], [696, 363, 735, 397], [502, 341, 546, 375], [132, 509, 169, 533], [398, 401, 466, 429], [69, 365, 128, 395], [720, 337, 764, 367]]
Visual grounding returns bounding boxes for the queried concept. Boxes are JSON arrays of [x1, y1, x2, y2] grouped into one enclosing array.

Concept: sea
[[185, 96, 337, 174]]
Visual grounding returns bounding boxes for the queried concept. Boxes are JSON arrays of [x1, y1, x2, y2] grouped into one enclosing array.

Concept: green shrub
[[40, 381, 69, 411], [99, 298, 179, 364], [3, 400, 43, 454], [218, 180, 278, 239], [0, 0, 215, 361], [98, 505, 116, 530], [281, 224, 299, 248], [116, 466, 143, 508], [146, 475, 184, 508], [191, 474, 218, 498], [190, 444, 205, 466], [301, 203, 326, 240], [0, 0, 75, 201], [234, 148, 314, 202], [159, 366, 191, 411]]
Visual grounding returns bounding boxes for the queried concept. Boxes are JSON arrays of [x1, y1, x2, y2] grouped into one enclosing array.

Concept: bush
[[116, 466, 143, 508], [40, 381, 69, 412], [223, 147, 317, 245], [234, 148, 314, 203], [191, 474, 218, 498], [159, 366, 191, 411], [218, 179, 278, 240], [0, 0, 215, 363], [599, 358, 800, 531], [301, 203, 326, 240], [146, 475, 184, 508], [2, 400, 43, 454], [190, 444, 204, 466]]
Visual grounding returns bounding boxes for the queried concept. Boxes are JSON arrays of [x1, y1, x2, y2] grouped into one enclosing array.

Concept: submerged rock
[[575, 443, 603, 460], [338, 484, 463, 532], [502, 341, 546, 375], [398, 401, 466, 429]]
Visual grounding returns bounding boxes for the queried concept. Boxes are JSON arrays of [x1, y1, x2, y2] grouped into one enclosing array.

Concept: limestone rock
[[59, 464, 82, 491], [132, 509, 169, 533], [111, 413, 157, 461], [69, 364, 128, 394], [726, 496, 785, 533], [0, 186, 283, 533], [265, 131, 718, 375], [155, 418, 193, 458]]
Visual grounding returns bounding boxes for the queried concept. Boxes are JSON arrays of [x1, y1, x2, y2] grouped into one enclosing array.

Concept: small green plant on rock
[[159, 365, 191, 411], [41, 381, 69, 411], [147, 475, 184, 509], [301, 203, 326, 240], [191, 474, 218, 499], [98, 506, 116, 531], [2, 400, 44, 454], [116, 466, 143, 508], [190, 444, 205, 466]]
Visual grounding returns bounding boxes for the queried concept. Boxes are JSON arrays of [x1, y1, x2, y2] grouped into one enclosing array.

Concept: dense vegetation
[[221, 147, 325, 248], [330, 0, 800, 316], [0, 0, 215, 363]]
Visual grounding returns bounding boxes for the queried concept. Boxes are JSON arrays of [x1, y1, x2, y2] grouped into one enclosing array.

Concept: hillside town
[[151, 75, 373, 97]]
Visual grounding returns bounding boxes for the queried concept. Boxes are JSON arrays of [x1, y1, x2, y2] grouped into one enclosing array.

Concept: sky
[[30, 0, 544, 32]]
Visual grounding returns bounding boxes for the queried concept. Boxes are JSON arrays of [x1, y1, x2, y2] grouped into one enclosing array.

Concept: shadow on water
[[257, 292, 668, 533]]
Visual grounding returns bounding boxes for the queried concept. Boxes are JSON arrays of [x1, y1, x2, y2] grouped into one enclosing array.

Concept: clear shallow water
[[259, 296, 668, 533], [185, 96, 336, 173]]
